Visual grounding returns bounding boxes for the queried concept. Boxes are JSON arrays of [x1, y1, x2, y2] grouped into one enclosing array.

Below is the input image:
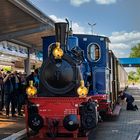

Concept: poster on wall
[[0, 41, 28, 58]]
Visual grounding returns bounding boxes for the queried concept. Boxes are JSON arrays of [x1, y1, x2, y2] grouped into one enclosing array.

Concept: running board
[[112, 104, 121, 116]]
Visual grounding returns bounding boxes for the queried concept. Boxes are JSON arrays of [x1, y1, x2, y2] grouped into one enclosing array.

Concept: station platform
[[0, 86, 140, 140], [89, 85, 140, 140], [0, 114, 26, 140]]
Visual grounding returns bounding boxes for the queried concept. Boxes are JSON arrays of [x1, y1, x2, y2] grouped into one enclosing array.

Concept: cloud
[[51, 0, 117, 6], [110, 31, 140, 44], [49, 15, 86, 33], [49, 15, 66, 22], [51, 0, 91, 6], [113, 51, 130, 58], [109, 31, 140, 58], [95, 0, 116, 4], [71, 22, 86, 33], [70, 0, 90, 6], [109, 43, 130, 50]]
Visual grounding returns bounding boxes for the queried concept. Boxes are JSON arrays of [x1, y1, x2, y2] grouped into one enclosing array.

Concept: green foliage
[[128, 71, 135, 80], [129, 43, 140, 83], [137, 68, 140, 75], [128, 71, 139, 83], [129, 43, 140, 58]]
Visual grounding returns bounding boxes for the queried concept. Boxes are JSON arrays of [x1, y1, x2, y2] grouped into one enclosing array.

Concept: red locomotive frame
[[25, 94, 120, 140], [25, 96, 97, 140]]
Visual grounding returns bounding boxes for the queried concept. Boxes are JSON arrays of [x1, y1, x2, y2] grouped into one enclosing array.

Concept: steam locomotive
[[25, 22, 127, 140]]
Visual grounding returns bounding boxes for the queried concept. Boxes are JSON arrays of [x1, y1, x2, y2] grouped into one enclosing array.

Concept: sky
[[29, 0, 140, 59]]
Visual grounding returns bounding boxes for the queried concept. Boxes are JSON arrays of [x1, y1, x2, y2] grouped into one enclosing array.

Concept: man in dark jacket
[[17, 73, 26, 116], [119, 90, 138, 111], [0, 71, 4, 112], [4, 72, 16, 117]]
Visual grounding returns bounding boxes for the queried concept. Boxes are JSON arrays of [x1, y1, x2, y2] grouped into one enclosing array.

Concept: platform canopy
[[0, 0, 55, 50], [119, 58, 140, 67]]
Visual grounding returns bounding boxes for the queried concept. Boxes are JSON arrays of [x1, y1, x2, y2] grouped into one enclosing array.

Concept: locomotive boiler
[[39, 23, 89, 97], [25, 22, 98, 140]]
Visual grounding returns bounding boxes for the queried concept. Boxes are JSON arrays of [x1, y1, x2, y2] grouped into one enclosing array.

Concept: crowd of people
[[0, 69, 39, 118]]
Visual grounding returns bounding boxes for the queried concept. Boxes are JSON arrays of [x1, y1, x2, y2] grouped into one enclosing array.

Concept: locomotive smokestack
[[55, 22, 68, 51]]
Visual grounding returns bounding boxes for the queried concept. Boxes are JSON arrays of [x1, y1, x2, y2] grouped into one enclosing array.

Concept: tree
[[129, 43, 140, 83], [130, 43, 140, 57], [128, 71, 134, 81]]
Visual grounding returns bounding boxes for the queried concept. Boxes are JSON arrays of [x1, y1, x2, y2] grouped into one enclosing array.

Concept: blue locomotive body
[[42, 34, 110, 97], [75, 35, 110, 95]]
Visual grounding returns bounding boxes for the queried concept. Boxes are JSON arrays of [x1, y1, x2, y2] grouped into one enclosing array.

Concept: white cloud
[[95, 0, 116, 4], [109, 43, 130, 50], [49, 15, 86, 34], [51, 0, 117, 6], [71, 22, 86, 33], [109, 31, 140, 58], [49, 15, 66, 22], [51, 0, 91, 6], [110, 31, 140, 44], [70, 0, 90, 6], [113, 51, 129, 58]]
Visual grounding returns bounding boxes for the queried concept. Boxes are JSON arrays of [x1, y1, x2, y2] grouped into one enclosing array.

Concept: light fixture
[[77, 80, 88, 98], [26, 81, 37, 97], [52, 42, 63, 59]]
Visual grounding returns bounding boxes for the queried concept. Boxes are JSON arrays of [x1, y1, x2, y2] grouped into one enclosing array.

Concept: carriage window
[[88, 43, 101, 62]]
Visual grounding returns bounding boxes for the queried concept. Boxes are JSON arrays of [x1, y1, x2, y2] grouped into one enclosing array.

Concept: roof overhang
[[0, 0, 55, 50]]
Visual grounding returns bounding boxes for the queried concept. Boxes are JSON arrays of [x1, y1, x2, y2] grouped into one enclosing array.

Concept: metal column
[[24, 48, 31, 76]]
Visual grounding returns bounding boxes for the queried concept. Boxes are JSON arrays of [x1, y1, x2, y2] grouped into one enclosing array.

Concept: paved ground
[[89, 85, 140, 140], [0, 114, 25, 139]]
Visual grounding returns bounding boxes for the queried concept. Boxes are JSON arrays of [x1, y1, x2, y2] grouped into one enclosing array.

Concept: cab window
[[88, 43, 101, 62]]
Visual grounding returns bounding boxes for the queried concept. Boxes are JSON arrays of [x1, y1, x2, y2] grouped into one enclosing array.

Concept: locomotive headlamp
[[77, 80, 88, 98], [53, 42, 64, 59], [26, 81, 37, 97]]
